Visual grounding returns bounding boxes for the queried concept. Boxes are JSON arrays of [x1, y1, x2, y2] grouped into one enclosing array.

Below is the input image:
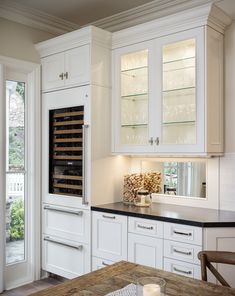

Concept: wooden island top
[[30, 261, 235, 296]]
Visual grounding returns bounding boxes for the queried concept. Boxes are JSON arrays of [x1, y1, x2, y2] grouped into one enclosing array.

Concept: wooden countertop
[[91, 202, 235, 227], [30, 261, 235, 296]]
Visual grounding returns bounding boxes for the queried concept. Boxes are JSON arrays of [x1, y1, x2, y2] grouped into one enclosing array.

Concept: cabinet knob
[[149, 137, 154, 145], [59, 73, 64, 80], [64, 72, 68, 79], [155, 137, 160, 145]]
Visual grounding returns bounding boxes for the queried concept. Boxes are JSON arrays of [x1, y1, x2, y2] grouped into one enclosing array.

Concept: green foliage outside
[[9, 198, 24, 241], [9, 127, 24, 169]]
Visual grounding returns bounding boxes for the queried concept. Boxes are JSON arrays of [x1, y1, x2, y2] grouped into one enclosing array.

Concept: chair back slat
[[198, 251, 235, 288]]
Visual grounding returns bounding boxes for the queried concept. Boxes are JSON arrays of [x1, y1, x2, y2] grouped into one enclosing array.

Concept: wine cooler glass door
[[49, 106, 84, 198]]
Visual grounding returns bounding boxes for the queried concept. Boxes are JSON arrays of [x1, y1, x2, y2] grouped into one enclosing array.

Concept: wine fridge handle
[[82, 124, 89, 205]]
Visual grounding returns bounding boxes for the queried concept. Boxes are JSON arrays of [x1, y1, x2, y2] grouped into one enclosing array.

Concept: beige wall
[[219, 20, 235, 211], [0, 17, 56, 63]]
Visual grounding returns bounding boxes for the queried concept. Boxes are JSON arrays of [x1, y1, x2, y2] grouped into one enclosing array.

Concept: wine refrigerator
[[49, 105, 87, 199]]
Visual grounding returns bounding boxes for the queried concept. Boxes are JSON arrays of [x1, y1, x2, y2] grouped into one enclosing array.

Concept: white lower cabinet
[[92, 211, 128, 262], [128, 233, 163, 269], [43, 204, 90, 243], [164, 239, 202, 265], [92, 257, 115, 271], [164, 258, 201, 279], [42, 204, 91, 278], [42, 235, 90, 279]]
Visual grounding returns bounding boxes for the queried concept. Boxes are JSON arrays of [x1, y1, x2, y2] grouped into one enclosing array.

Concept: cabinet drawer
[[164, 258, 201, 280], [42, 235, 90, 279], [129, 217, 163, 238], [92, 211, 127, 261], [128, 233, 163, 269], [164, 222, 202, 245], [92, 257, 115, 271], [43, 204, 90, 243], [164, 240, 201, 265]]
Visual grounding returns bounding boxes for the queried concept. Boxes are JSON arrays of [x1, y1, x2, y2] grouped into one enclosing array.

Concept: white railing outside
[[7, 173, 24, 197]]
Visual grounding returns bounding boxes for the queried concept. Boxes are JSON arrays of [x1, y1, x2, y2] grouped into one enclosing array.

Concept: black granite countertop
[[91, 202, 235, 227]]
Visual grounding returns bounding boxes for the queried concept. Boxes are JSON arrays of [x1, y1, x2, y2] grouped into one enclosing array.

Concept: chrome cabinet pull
[[82, 124, 89, 205], [102, 261, 109, 266], [44, 236, 83, 250], [173, 248, 192, 256], [59, 73, 64, 80], [44, 205, 83, 216], [173, 267, 192, 275], [149, 137, 153, 145], [155, 137, 159, 145], [173, 230, 192, 237], [64, 72, 68, 79], [137, 224, 153, 230], [102, 214, 116, 219]]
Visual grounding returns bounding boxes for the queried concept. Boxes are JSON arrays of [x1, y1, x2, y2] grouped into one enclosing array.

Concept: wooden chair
[[198, 251, 235, 287]]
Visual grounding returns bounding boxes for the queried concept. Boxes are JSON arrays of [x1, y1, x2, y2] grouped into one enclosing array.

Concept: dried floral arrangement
[[123, 172, 162, 204]]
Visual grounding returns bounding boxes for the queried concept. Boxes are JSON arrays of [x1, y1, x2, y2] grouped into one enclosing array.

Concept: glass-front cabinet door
[[112, 28, 205, 154], [112, 42, 155, 153], [157, 28, 204, 153]]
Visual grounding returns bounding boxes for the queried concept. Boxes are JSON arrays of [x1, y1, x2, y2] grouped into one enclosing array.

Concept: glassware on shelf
[[120, 49, 149, 145], [161, 38, 196, 145]]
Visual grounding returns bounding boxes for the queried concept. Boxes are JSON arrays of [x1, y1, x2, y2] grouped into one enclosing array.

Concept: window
[[6, 80, 26, 265]]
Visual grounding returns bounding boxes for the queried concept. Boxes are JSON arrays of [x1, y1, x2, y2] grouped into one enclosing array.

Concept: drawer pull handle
[[64, 72, 68, 79], [173, 230, 192, 237], [102, 215, 116, 219], [44, 205, 83, 216], [137, 224, 153, 230], [173, 267, 192, 275], [44, 236, 83, 250], [102, 261, 110, 266], [173, 248, 192, 256]]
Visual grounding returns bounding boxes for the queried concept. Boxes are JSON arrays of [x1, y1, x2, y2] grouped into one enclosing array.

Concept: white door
[[92, 211, 127, 261], [128, 233, 163, 269], [0, 64, 39, 291], [64, 45, 90, 87], [41, 52, 65, 91]]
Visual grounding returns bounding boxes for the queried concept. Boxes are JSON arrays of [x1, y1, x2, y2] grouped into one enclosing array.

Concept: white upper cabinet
[[112, 4, 230, 156], [36, 26, 111, 92]]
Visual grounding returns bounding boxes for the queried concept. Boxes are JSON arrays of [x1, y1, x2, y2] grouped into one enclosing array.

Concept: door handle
[[44, 236, 83, 250], [43, 205, 83, 216], [82, 124, 89, 205]]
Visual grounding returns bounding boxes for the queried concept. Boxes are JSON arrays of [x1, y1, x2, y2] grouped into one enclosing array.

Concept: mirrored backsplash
[[141, 160, 206, 198]]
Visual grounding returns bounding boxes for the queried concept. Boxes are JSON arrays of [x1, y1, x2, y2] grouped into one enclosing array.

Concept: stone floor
[[6, 240, 24, 265], [0, 278, 63, 296]]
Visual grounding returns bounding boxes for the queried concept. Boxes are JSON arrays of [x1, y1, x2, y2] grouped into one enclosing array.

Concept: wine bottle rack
[[49, 105, 84, 197]]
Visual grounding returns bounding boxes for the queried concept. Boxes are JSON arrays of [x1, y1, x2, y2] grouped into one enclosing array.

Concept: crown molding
[[111, 2, 231, 49], [0, 0, 80, 35], [91, 0, 223, 32], [35, 26, 112, 58]]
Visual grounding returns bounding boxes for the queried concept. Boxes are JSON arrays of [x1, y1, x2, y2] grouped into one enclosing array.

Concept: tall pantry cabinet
[[36, 26, 127, 278]]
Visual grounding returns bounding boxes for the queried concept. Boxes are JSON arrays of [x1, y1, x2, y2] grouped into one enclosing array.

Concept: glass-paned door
[[6, 80, 26, 265], [120, 49, 149, 146], [161, 38, 196, 145]]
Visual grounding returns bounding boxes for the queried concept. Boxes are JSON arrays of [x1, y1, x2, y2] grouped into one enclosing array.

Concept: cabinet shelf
[[121, 124, 148, 128], [121, 93, 148, 100], [53, 174, 82, 181], [163, 120, 195, 126], [163, 56, 195, 65], [163, 86, 195, 93], [121, 66, 147, 73]]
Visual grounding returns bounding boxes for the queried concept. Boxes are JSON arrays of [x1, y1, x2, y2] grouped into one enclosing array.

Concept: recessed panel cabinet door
[[42, 52, 65, 91], [92, 211, 127, 261], [65, 45, 90, 87], [128, 233, 163, 269]]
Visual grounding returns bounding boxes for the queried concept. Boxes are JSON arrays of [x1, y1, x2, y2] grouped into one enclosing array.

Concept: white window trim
[[0, 55, 41, 291]]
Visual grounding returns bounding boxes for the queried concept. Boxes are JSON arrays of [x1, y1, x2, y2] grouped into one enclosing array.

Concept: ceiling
[[10, 0, 235, 26], [14, 0, 155, 26]]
